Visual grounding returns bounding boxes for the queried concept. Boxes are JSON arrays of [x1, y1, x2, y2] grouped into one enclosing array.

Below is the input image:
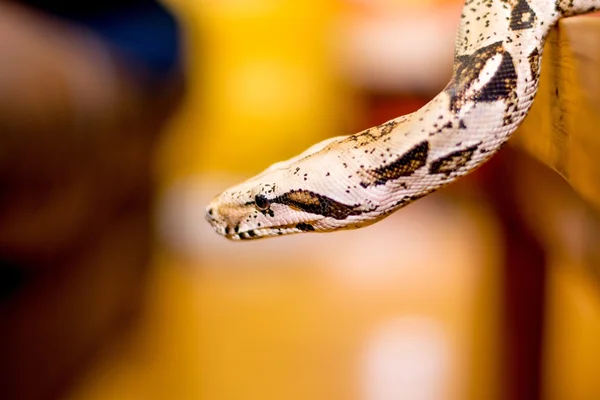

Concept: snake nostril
[[205, 207, 215, 222]]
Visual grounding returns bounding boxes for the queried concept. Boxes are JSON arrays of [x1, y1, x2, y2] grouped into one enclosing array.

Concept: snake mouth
[[206, 200, 323, 240], [222, 222, 318, 241]]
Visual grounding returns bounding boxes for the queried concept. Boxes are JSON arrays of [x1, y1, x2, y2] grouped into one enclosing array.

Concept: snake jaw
[[220, 225, 310, 241], [206, 203, 325, 241], [205, 189, 325, 240]]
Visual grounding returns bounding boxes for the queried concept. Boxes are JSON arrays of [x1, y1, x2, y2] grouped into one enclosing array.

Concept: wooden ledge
[[514, 15, 600, 213]]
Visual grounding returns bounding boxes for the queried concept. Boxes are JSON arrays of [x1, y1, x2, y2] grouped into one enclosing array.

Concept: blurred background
[[0, 0, 599, 400]]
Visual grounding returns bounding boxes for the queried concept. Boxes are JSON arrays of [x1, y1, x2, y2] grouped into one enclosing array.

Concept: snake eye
[[254, 194, 270, 210]]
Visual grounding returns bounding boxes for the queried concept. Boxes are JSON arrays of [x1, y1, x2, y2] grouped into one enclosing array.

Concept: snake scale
[[206, 0, 600, 241]]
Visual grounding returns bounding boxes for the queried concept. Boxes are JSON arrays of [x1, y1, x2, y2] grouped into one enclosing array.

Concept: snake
[[206, 0, 600, 241]]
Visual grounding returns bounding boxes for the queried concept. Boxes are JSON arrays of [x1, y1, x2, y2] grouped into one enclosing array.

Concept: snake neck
[[450, 1, 551, 116], [364, 0, 600, 212], [206, 0, 600, 240], [438, 0, 600, 159]]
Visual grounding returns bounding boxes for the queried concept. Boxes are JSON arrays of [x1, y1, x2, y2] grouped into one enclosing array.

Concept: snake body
[[206, 0, 600, 241]]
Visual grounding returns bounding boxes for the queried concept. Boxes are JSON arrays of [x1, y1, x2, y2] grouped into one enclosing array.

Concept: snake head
[[205, 156, 374, 240], [205, 177, 344, 240], [204, 129, 432, 240], [204, 178, 298, 240]]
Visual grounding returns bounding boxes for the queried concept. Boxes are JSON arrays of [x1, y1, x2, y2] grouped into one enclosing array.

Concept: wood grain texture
[[514, 15, 600, 213], [512, 18, 600, 399]]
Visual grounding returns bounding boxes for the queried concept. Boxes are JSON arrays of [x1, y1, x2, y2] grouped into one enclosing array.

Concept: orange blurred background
[[1, 1, 599, 399], [150, 1, 502, 398]]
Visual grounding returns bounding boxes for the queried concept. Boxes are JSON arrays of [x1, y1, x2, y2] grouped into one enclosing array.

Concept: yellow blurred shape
[[545, 262, 600, 400], [161, 0, 350, 177], [66, 185, 503, 400], [65, 261, 203, 400]]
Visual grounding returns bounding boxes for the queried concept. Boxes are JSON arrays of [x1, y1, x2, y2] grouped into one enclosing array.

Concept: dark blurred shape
[[12, 0, 181, 80], [477, 149, 547, 400], [0, 259, 28, 301], [0, 1, 184, 399]]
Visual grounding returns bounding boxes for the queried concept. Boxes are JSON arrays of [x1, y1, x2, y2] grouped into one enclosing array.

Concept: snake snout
[[205, 202, 224, 230], [205, 198, 240, 236], [205, 204, 228, 237], [205, 205, 215, 221]]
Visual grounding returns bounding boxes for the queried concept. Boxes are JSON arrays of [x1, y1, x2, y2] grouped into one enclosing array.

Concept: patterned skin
[[206, 0, 600, 240]]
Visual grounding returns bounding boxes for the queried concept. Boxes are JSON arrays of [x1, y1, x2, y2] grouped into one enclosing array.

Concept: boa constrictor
[[206, 0, 600, 241]]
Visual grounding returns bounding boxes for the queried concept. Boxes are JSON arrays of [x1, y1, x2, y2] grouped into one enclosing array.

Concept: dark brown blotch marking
[[346, 120, 404, 149], [273, 190, 363, 220], [360, 141, 430, 188], [258, 208, 275, 218], [346, 128, 377, 148], [555, 0, 575, 16], [247, 230, 257, 238], [509, 0, 536, 31], [475, 50, 517, 103], [296, 223, 315, 232], [429, 145, 478, 175], [378, 120, 400, 135], [446, 41, 517, 111], [528, 47, 540, 81]]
